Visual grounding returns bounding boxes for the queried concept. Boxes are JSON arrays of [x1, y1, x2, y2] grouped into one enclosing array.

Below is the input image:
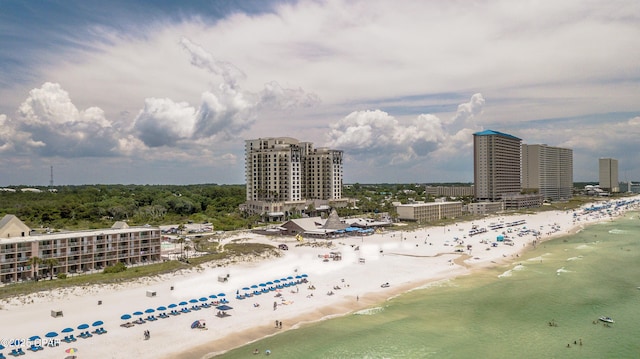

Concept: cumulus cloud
[[132, 37, 320, 147], [326, 94, 484, 164], [5, 82, 120, 157]]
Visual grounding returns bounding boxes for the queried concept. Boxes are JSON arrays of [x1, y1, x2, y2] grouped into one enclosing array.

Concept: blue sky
[[1, 0, 639, 186]]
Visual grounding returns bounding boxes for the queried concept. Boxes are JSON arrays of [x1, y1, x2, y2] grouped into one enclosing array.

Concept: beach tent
[[216, 305, 233, 311], [497, 235, 504, 242]]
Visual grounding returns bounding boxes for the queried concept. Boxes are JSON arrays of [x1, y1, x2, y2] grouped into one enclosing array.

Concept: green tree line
[[0, 184, 252, 231]]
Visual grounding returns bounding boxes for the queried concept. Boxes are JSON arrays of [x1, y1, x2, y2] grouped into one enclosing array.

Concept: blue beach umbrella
[[259, 283, 266, 287], [301, 274, 308, 277], [168, 304, 177, 308], [189, 299, 198, 304], [0, 344, 4, 350], [179, 301, 188, 306], [266, 281, 273, 285], [92, 320, 104, 327], [242, 287, 250, 291], [157, 306, 167, 311], [251, 285, 258, 289], [217, 293, 226, 297], [133, 311, 144, 316], [287, 276, 293, 280], [120, 314, 132, 320], [45, 332, 58, 338], [215, 304, 233, 311], [29, 336, 40, 341], [208, 295, 217, 299], [77, 324, 89, 330], [145, 308, 155, 314], [273, 280, 281, 283], [199, 297, 208, 302], [61, 328, 74, 333]]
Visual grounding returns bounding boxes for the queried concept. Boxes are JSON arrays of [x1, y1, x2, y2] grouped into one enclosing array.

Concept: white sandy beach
[[1, 197, 638, 359]]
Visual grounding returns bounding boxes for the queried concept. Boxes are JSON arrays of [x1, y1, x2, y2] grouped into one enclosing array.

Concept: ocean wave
[[556, 267, 573, 275], [567, 256, 583, 261], [575, 244, 591, 250], [498, 269, 513, 278], [609, 229, 628, 234], [353, 306, 385, 316], [413, 278, 457, 291]]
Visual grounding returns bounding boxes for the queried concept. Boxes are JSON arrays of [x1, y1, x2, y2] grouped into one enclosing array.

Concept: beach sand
[[1, 198, 637, 359]]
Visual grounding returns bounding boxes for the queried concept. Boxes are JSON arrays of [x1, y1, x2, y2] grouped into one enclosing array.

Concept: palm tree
[[27, 256, 43, 281], [183, 244, 191, 260], [176, 237, 185, 260], [43, 258, 59, 280]]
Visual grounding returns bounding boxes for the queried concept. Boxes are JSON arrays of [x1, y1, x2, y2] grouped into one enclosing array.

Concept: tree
[[183, 244, 191, 260], [43, 258, 59, 280], [176, 237, 185, 260], [27, 256, 43, 281]]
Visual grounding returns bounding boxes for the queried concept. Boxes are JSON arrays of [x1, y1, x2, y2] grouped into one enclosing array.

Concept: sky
[[1, 0, 639, 186]]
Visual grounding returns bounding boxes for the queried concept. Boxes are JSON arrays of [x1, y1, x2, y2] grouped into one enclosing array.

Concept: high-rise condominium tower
[[245, 137, 343, 204], [599, 158, 619, 192], [473, 130, 522, 201], [522, 144, 573, 201]]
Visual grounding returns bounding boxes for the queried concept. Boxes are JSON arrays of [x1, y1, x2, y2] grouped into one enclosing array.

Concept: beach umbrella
[[199, 297, 208, 302], [29, 336, 40, 341], [92, 320, 104, 327], [208, 295, 217, 299], [189, 299, 198, 304], [295, 275, 301, 279], [133, 311, 144, 316], [250, 285, 258, 289], [242, 287, 250, 291], [120, 314, 131, 320], [217, 293, 225, 297], [301, 274, 308, 277], [77, 324, 89, 330], [61, 328, 74, 333], [157, 306, 167, 311], [168, 304, 177, 308], [45, 332, 58, 338], [0, 344, 4, 350], [280, 278, 287, 281], [273, 280, 281, 283], [145, 308, 155, 314], [216, 304, 233, 311], [65, 348, 79, 354], [287, 276, 293, 280], [259, 283, 266, 287], [266, 281, 273, 285], [179, 301, 188, 306]]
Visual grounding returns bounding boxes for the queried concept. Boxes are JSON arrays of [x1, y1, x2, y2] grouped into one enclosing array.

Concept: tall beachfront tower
[[522, 144, 573, 201], [473, 130, 522, 201], [244, 137, 343, 217], [599, 158, 619, 193]]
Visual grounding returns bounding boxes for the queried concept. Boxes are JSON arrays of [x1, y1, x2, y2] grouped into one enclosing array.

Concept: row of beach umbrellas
[[121, 293, 229, 320], [241, 274, 308, 293], [4, 321, 105, 349]]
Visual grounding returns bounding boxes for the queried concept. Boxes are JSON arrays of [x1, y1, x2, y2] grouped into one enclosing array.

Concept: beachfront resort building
[[244, 137, 349, 221], [424, 185, 474, 197], [473, 130, 522, 201], [0, 214, 161, 284], [395, 201, 463, 223], [521, 144, 573, 201], [599, 158, 619, 193]]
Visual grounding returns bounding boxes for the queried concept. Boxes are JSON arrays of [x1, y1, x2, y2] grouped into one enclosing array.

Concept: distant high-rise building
[[599, 158, 619, 192], [473, 130, 522, 201], [522, 144, 573, 201], [244, 137, 343, 218]]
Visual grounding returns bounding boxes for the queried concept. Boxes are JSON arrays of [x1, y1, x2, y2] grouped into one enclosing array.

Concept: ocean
[[213, 212, 640, 359]]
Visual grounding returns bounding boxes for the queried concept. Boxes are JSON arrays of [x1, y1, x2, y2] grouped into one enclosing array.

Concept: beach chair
[[0, 351, 6, 358], [9, 349, 18, 357], [70, 334, 77, 341]]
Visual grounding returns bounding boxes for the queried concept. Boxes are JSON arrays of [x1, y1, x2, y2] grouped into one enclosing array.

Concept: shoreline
[[1, 197, 638, 359]]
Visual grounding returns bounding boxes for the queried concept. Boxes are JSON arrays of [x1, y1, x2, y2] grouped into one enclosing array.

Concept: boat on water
[[599, 316, 615, 323]]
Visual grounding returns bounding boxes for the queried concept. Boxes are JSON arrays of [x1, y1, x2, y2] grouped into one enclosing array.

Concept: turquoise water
[[214, 213, 640, 359]]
